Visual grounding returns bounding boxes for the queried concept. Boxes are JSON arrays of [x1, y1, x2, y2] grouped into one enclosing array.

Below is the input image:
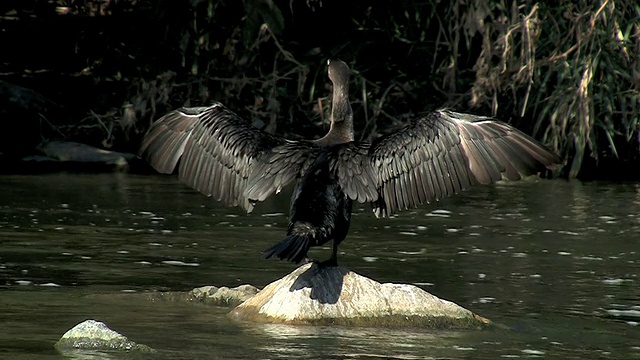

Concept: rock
[[191, 284, 260, 307], [230, 263, 493, 329], [36, 141, 134, 168], [89, 285, 259, 307], [13, 140, 145, 173], [55, 319, 154, 352]]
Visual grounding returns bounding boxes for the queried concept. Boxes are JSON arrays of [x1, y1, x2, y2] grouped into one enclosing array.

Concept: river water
[[0, 173, 638, 359]]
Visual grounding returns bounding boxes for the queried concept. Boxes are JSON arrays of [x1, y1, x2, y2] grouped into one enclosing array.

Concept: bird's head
[[327, 59, 350, 89]]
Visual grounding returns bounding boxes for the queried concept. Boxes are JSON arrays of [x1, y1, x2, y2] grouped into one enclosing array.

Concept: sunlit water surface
[[0, 174, 639, 359]]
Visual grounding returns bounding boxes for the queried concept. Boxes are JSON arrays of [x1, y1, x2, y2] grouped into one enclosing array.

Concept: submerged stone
[[191, 284, 260, 307], [93, 285, 260, 307], [22, 141, 137, 172], [230, 263, 493, 329], [55, 319, 154, 352]]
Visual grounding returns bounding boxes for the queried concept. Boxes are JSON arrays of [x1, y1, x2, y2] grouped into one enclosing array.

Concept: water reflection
[[251, 323, 460, 359], [0, 174, 639, 359]]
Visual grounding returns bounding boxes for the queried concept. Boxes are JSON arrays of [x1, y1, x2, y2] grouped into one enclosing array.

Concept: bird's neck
[[316, 86, 353, 147]]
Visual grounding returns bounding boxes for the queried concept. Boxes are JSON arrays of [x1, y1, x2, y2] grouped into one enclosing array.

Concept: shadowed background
[[1, 0, 638, 179]]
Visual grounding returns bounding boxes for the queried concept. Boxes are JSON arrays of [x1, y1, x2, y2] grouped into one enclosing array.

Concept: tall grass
[[445, 0, 639, 178], [4, 0, 637, 178]]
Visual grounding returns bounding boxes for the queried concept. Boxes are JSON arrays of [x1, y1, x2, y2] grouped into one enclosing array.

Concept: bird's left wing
[[139, 103, 318, 212]]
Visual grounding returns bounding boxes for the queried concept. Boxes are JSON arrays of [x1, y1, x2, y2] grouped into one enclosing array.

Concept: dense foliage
[[1, 0, 638, 179]]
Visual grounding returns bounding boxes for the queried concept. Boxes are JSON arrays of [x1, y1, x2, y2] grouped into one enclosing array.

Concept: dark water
[[0, 173, 638, 359]]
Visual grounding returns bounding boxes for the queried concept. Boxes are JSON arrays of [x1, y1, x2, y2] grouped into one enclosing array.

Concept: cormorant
[[139, 59, 560, 266]]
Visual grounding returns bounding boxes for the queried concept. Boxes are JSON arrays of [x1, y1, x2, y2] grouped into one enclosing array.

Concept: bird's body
[[139, 59, 560, 266], [265, 150, 353, 265]]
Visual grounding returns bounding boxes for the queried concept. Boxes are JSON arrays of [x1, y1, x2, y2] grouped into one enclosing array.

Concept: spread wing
[[331, 109, 561, 217], [244, 141, 321, 204], [139, 103, 319, 212]]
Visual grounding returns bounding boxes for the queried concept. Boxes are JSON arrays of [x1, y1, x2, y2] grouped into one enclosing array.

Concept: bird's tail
[[263, 234, 311, 264], [264, 222, 316, 263]]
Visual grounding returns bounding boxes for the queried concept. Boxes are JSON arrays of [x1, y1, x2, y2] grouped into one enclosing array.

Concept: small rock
[[37, 141, 133, 167], [230, 263, 494, 329], [190, 285, 219, 300], [191, 284, 259, 307], [55, 319, 154, 352]]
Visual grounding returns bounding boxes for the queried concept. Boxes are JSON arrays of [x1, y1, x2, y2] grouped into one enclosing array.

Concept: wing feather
[[139, 103, 317, 212], [328, 109, 560, 217], [244, 141, 320, 202]]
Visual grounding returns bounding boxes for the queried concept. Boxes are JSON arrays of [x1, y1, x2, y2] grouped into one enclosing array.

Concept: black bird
[[139, 59, 560, 266]]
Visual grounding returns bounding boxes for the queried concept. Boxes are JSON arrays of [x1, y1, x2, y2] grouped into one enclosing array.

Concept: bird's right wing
[[329, 109, 561, 217], [139, 103, 318, 212]]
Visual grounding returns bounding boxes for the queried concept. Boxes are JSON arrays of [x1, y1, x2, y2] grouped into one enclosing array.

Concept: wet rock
[[93, 285, 259, 307], [191, 284, 260, 307], [55, 319, 154, 352], [26, 141, 135, 171], [230, 263, 493, 329]]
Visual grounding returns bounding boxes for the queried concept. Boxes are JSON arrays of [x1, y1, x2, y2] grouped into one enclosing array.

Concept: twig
[[361, 77, 369, 126]]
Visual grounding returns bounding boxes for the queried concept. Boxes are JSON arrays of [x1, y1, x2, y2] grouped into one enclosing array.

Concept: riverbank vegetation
[[1, 0, 638, 179]]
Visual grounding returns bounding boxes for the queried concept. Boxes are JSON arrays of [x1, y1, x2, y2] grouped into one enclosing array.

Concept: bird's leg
[[317, 239, 340, 267]]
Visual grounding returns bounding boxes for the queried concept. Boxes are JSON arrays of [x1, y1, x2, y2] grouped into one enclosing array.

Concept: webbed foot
[[314, 257, 338, 267]]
